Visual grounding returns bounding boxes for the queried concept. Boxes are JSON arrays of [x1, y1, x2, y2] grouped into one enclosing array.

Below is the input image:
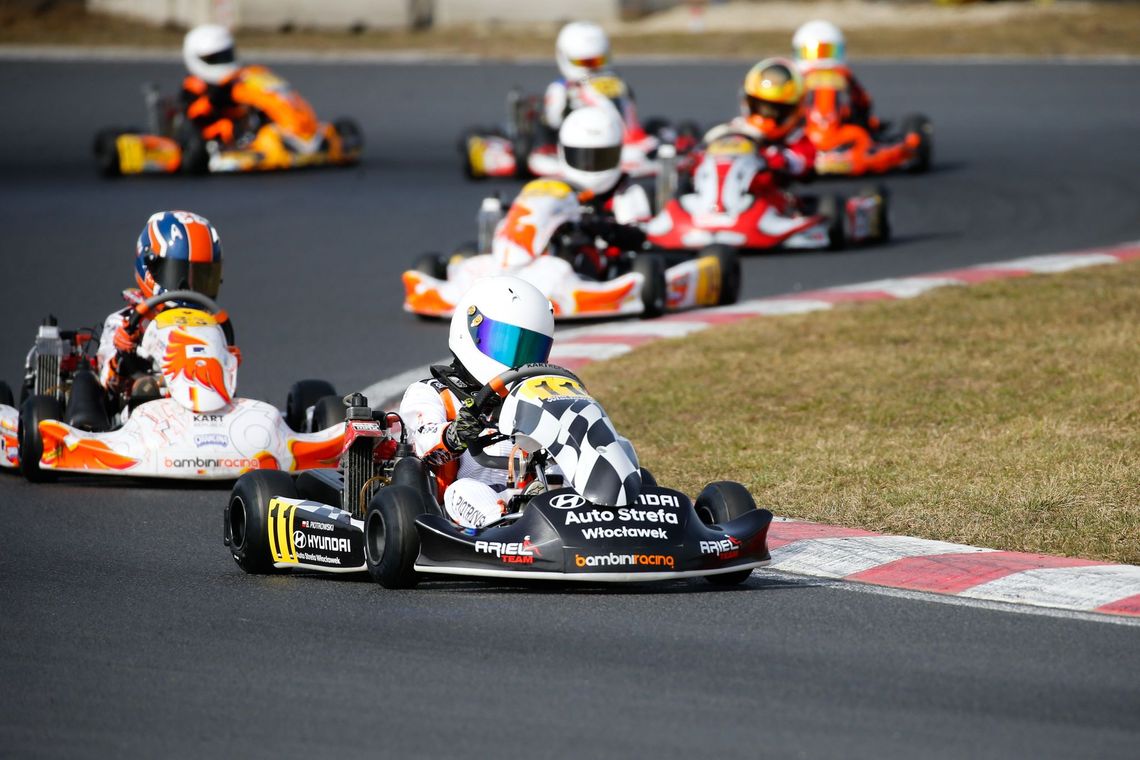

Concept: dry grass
[[580, 261, 1140, 563], [2, 2, 1139, 57]]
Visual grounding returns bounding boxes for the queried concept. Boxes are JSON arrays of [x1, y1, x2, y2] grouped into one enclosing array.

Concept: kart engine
[[339, 393, 405, 520], [28, 319, 66, 403]]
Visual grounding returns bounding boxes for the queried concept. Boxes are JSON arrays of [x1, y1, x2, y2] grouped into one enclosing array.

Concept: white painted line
[[549, 343, 634, 361], [828, 276, 965, 299], [960, 565, 1140, 611], [770, 535, 994, 578], [987, 253, 1121, 274], [557, 320, 710, 340], [709, 298, 834, 316]]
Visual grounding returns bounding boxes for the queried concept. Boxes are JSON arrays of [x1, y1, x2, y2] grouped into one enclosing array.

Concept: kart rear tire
[[700, 245, 741, 306], [364, 485, 424, 589], [0, 380, 13, 407], [633, 253, 667, 318], [333, 117, 364, 153], [311, 394, 347, 432], [285, 379, 338, 432], [864, 184, 892, 243], [413, 251, 448, 280], [901, 113, 933, 173], [65, 366, 110, 432], [695, 481, 759, 586], [818, 195, 846, 251], [18, 395, 62, 483], [227, 470, 298, 574], [93, 128, 122, 178]]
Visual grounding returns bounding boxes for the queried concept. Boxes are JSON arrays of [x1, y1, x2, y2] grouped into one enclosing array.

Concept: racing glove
[[112, 320, 141, 353], [443, 405, 484, 454]]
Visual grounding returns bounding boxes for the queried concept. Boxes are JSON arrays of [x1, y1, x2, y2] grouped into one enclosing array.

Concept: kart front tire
[[700, 245, 741, 305], [413, 251, 448, 280], [180, 133, 209, 175], [311, 395, 347, 432], [227, 470, 298, 574], [633, 253, 667, 318], [333, 117, 364, 154], [901, 113, 933, 173], [286, 379, 338, 432], [818, 195, 847, 251], [93, 128, 122, 178], [18, 394, 62, 483], [364, 485, 424, 589], [695, 481, 759, 586]]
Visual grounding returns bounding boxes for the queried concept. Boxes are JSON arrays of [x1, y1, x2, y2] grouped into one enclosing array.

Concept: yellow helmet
[[741, 57, 805, 140]]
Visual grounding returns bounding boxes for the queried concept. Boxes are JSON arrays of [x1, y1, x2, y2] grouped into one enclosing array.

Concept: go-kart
[[1, 290, 346, 482], [460, 74, 698, 181], [224, 363, 773, 587], [403, 179, 740, 319], [646, 132, 890, 252], [803, 67, 933, 176], [93, 66, 363, 176]]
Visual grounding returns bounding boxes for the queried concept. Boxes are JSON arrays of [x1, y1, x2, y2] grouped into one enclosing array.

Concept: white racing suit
[[95, 308, 162, 391], [399, 378, 516, 530], [544, 72, 630, 130]]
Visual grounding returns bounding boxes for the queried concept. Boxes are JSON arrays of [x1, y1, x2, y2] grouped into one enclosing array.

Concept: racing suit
[[399, 376, 514, 530], [543, 72, 634, 130], [700, 117, 817, 214], [801, 64, 876, 129], [555, 176, 651, 280], [182, 73, 249, 145]]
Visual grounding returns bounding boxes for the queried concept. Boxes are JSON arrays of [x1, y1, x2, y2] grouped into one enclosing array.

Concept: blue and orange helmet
[[135, 210, 223, 299]]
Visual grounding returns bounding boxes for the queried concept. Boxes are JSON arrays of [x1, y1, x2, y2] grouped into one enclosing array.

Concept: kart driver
[[398, 276, 556, 530], [181, 24, 249, 146], [544, 21, 622, 131], [552, 105, 651, 278], [96, 210, 233, 407], [792, 20, 876, 130], [700, 57, 817, 203]]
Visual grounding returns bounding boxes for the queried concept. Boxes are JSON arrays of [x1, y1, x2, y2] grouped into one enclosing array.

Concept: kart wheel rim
[[230, 495, 248, 551], [365, 509, 386, 565]]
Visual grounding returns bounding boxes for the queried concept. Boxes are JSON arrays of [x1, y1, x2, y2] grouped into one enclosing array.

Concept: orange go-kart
[[93, 66, 363, 176], [803, 67, 933, 176]]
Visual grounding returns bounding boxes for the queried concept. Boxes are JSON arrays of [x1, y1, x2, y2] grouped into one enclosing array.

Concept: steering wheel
[[125, 289, 224, 333]]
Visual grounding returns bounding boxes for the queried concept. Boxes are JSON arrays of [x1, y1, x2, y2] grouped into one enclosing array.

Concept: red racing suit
[[698, 117, 817, 213]]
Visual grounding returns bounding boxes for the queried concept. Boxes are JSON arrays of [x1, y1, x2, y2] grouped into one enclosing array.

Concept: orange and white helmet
[[793, 20, 846, 70], [740, 58, 806, 141]]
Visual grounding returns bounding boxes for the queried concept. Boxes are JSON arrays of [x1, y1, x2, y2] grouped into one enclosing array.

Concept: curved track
[[1, 60, 1138, 758]]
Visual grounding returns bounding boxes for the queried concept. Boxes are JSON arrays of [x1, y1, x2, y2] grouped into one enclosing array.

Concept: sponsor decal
[[699, 536, 742, 559], [634, 492, 681, 508], [564, 508, 679, 526], [581, 525, 669, 540], [549, 493, 587, 510], [574, 552, 676, 570], [164, 456, 261, 470], [348, 420, 382, 433], [300, 520, 334, 532], [293, 531, 351, 554], [474, 535, 542, 565], [450, 493, 492, 528], [297, 552, 341, 566], [193, 414, 225, 424], [194, 433, 228, 448]]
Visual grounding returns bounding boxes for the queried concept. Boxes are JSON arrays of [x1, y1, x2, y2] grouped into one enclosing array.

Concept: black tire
[[413, 251, 448, 280], [333, 117, 364, 153], [93, 128, 122, 177], [364, 485, 424, 589], [633, 253, 667, 318], [311, 394, 347, 432], [65, 367, 110, 432], [0, 380, 13, 407], [226, 470, 299, 574], [817, 194, 846, 251], [699, 245, 741, 306], [180, 133, 209, 175], [865, 185, 892, 243], [18, 395, 62, 482], [695, 481, 759, 586], [285, 379, 338, 432], [900, 113, 933, 173]]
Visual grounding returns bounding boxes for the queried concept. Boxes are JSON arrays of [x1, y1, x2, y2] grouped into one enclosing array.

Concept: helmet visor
[[798, 41, 843, 61], [469, 315, 554, 369], [200, 47, 236, 66], [746, 95, 797, 124], [151, 257, 222, 299], [562, 144, 622, 172], [569, 54, 608, 70]]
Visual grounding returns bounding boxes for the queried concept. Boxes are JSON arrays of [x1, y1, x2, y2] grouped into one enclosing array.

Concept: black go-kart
[[224, 363, 773, 588]]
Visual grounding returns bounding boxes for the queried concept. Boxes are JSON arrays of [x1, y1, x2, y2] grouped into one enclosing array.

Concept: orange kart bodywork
[[95, 66, 362, 176], [803, 68, 932, 176]]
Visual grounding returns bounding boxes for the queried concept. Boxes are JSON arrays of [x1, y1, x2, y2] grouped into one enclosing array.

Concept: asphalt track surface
[[1, 59, 1139, 758]]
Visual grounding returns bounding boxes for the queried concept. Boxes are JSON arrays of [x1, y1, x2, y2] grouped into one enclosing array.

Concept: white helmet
[[558, 106, 623, 195], [556, 21, 611, 82], [449, 276, 555, 386], [792, 20, 846, 69], [183, 24, 239, 85]]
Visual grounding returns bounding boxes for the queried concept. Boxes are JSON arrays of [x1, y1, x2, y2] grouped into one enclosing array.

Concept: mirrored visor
[[200, 47, 236, 66], [746, 95, 797, 123], [469, 315, 553, 369], [799, 42, 843, 61], [569, 54, 608, 69], [562, 144, 622, 172], [151, 257, 222, 299]]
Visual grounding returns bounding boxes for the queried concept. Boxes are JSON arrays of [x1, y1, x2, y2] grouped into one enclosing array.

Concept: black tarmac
[[1, 59, 1138, 759]]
